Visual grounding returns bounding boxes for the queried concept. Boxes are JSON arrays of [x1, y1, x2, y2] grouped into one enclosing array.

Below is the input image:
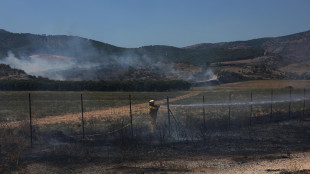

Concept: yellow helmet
[[149, 100, 155, 104]]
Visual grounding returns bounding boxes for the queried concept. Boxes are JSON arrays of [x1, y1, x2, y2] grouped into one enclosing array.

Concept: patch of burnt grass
[[280, 169, 310, 174]]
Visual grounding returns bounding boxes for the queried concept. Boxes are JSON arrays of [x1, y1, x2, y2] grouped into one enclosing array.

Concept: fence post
[[250, 91, 252, 126], [270, 89, 273, 120], [289, 87, 292, 118], [228, 93, 231, 129], [167, 96, 171, 134], [129, 94, 133, 137], [202, 96, 206, 128], [28, 93, 33, 148], [303, 88, 306, 120], [81, 94, 85, 139]]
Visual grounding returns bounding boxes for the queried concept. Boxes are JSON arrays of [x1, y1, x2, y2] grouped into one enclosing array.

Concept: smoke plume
[[0, 35, 218, 82]]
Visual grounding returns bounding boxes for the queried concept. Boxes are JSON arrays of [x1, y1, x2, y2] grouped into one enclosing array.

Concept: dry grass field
[[218, 80, 310, 89], [1, 80, 310, 173]]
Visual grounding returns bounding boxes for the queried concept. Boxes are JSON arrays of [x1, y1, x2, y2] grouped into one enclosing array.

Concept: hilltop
[[186, 30, 310, 83], [185, 30, 310, 61]]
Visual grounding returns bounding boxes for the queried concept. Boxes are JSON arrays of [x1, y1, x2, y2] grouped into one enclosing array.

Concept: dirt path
[[4, 91, 201, 127]]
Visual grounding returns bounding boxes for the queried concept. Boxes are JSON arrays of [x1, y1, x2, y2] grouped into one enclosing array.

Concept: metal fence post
[[289, 87, 292, 118], [250, 91, 252, 126], [81, 94, 85, 139], [202, 96, 206, 128], [28, 93, 33, 148], [303, 88, 306, 120], [167, 96, 171, 133], [129, 94, 133, 137], [228, 93, 231, 129], [270, 89, 273, 120]]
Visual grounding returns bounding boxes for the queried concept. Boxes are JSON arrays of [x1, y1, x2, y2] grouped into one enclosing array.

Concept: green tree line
[[0, 79, 191, 91]]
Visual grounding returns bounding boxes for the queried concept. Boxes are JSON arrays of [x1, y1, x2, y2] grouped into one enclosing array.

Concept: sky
[[0, 0, 310, 48]]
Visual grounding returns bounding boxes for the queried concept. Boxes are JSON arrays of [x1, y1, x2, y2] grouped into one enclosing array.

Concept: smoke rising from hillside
[[0, 33, 219, 81], [0, 41, 217, 82], [0, 51, 217, 82], [0, 52, 79, 80]]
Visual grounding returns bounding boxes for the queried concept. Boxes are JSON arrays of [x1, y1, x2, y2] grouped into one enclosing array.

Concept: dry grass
[[219, 80, 310, 89], [0, 83, 310, 173], [3, 91, 201, 128], [280, 61, 310, 76], [0, 120, 29, 173]]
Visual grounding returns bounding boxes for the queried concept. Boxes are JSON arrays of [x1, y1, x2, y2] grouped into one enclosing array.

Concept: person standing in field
[[149, 100, 160, 133]]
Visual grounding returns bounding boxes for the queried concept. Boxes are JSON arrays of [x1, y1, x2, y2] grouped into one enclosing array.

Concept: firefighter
[[149, 100, 160, 133]]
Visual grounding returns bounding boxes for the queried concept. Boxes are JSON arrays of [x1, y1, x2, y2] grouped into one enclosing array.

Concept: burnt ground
[[3, 116, 310, 174]]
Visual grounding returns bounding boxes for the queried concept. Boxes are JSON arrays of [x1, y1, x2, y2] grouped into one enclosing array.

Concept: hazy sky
[[0, 0, 309, 48]]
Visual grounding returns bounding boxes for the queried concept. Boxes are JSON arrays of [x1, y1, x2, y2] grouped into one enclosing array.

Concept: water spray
[[167, 97, 307, 108]]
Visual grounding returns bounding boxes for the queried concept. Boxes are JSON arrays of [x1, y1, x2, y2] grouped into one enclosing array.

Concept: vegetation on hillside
[[2, 29, 310, 83], [136, 45, 264, 66], [0, 29, 265, 66], [186, 30, 310, 62], [0, 79, 191, 91]]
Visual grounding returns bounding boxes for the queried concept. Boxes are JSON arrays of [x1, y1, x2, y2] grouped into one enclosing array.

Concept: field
[[1, 80, 310, 173]]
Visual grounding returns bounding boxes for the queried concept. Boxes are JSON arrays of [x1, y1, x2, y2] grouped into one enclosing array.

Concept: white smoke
[[0, 52, 79, 80], [0, 51, 218, 82], [168, 63, 218, 82], [204, 69, 218, 81]]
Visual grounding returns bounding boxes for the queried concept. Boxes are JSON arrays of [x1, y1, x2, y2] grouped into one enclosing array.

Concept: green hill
[[185, 30, 310, 62], [1, 29, 309, 83], [0, 29, 264, 66]]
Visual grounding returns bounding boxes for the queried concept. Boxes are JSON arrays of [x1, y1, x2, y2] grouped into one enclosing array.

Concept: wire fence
[[0, 88, 309, 149]]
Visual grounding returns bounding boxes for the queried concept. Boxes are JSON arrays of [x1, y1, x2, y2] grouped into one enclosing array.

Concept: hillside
[[0, 64, 33, 80], [0, 29, 309, 83], [186, 30, 310, 83], [0, 29, 264, 65], [0, 29, 266, 82], [185, 30, 310, 62]]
